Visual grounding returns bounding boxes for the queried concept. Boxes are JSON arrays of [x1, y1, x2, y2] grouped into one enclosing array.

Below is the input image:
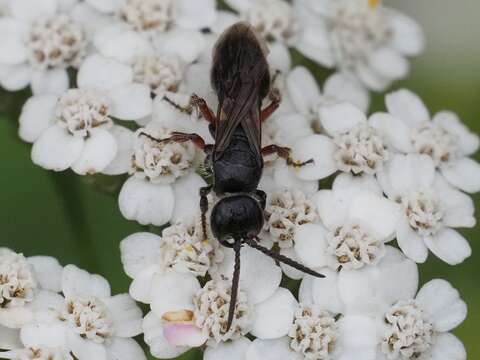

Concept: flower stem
[[49, 171, 100, 274]]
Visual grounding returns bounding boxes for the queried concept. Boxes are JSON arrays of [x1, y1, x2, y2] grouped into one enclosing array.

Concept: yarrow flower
[[294, 0, 425, 91], [373, 89, 480, 193], [291, 102, 391, 181], [7, 265, 146, 360], [0, 0, 91, 94]]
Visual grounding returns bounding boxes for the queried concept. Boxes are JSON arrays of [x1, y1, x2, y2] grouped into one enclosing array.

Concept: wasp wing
[[211, 22, 270, 159]]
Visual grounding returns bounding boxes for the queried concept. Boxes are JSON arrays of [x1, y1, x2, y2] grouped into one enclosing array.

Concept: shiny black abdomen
[[213, 126, 262, 194]]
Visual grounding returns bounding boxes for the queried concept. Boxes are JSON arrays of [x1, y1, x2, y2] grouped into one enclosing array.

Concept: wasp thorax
[[61, 296, 114, 343], [55, 89, 112, 138], [333, 124, 388, 175], [400, 191, 444, 237], [161, 219, 223, 277], [0, 249, 37, 308], [329, 2, 391, 70], [26, 15, 87, 70], [288, 305, 338, 359], [117, 0, 173, 33], [132, 54, 184, 96], [245, 0, 299, 44], [411, 123, 458, 166], [131, 127, 195, 184], [381, 300, 434, 360], [327, 224, 385, 270], [193, 280, 251, 345], [265, 189, 318, 248]]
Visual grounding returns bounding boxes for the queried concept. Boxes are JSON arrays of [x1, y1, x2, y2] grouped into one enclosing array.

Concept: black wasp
[[142, 22, 324, 331]]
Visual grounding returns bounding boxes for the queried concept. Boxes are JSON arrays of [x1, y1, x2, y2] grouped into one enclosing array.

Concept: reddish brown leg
[[190, 94, 217, 124], [261, 144, 314, 168], [260, 89, 281, 123], [140, 132, 207, 151]]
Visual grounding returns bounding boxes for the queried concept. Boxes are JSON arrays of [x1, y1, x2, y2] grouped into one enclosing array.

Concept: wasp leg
[[163, 95, 193, 115], [190, 94, 217, 124], [139, 131, 207, 151], [260, 89, 281, 123], [199, 185, 212, 241], [245, 237, 324, 278], [226, 239, 242, 332], [261, 144, 314, 168]]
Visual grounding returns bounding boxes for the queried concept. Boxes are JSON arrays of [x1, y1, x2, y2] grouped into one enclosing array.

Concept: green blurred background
[[0, 0, 478, 358]]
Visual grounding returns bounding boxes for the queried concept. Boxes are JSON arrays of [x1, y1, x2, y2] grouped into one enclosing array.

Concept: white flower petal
[[286, 66, 320, 116], [433, 111, 479, 156], [385, 89, 430, 127], [291, 135, 337, 180], [311, 269, 343, 314], [272, 113, 314, 146], [143, 312, 189, 359], [71, 2, 114, 36], [0, 63, 32, 91], [31, 69, 69, 95], [19, 94, 57, 143], [10, 0, 57, 21], [20, 322, 67, 348], [102, 125, 135, 175], [62, 264, 111, 299], [0, 325, 21, 350], [163, 323, 207, 347], [67, 330, 107, 360], [214, 245, 282, 305], [155, 29, 206, 64], [94, 26, 152, 64], [267, 42, 291, 73], [118, 177, 175, 226], [0, 307, 33, 329], [319, 102, 367, 136], [78, 54, 133, 91], [332, 172, 382, 194], [416, 279, 467, 332], [323, 72, 370, 113], [369, 112, 413, 153], [246, 338, 301, 360], [106, 337, 146, 360], [388, 154, 435, 195], [294, 224, 328, 268], [279, 247, 305, 280], [349, 191, 400, 240], [31, 125, 84, 172], [103, 294, 142, 338], [204, 338, 251, 360], [428, 333, 466, 360], [0, 19, 28, 64], [175, 0, 217, 29], [388, 10, 425, 56], [171, 172, 206, 224], [336, 315, 377, 360], [369, 48, 409, 80], [27, 256, 63, 292], [295, 16, 335, 68], [71, 128, 118, 175], [338, 247, 418, 315], [272, 164, 318, 195], [441, 157, 480, 193], [298, 275, 314, 304], [120, 232, 162, 279], [129, 266, 158, 304], [109, 83, 152, 121], [251, 288, 298, 339], [150, 272, 200, 317], [396, 215, 428, 263], [425, 229, 472, 266], [85, 0, 117, 13]]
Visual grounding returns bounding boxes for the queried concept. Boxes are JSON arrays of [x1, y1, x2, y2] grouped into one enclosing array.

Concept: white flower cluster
[[0, 0, 477, 359], [0, 248, 144, 360]]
